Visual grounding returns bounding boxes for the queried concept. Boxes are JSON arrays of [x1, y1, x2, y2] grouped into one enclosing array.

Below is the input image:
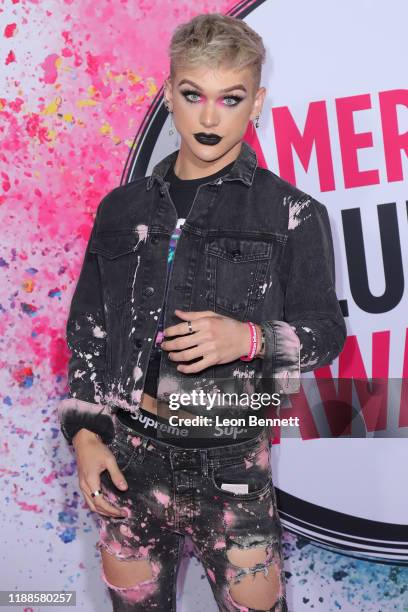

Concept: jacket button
[[151, 236, 159, 245], [144, 286, 155, 296], [231, 249, 241, 257], [135, 339, 143, 348]]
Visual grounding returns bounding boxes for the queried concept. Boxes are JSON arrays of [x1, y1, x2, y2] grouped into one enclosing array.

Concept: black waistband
[[113, 410, 270, 460], [115, 407, 261, 448]]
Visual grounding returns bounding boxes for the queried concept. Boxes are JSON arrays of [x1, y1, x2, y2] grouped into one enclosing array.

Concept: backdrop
[[1, 0, 407, 611]]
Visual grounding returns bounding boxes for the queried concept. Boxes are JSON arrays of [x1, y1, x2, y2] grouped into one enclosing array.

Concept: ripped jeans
[[96, 413, 288, 612]]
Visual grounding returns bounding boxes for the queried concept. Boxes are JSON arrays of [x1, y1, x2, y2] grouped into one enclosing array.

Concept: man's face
[[165, 64, 265, 162]]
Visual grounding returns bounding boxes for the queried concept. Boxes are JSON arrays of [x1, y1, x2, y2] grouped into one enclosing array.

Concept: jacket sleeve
[[260, 195, 346, 395], [58, 198, 115, 446]]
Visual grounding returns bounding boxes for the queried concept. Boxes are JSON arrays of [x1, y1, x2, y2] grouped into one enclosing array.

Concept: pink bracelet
[[240, 321, 258, 361]]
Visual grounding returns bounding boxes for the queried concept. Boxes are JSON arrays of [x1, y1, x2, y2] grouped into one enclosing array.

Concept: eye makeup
[[180, 89, 245, 107]]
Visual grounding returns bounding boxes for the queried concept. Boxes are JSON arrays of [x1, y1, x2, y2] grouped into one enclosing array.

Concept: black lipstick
[[194, 132, 222, 146]]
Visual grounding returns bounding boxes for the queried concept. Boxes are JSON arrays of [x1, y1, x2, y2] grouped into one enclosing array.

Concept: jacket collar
[[146, 140, 258, 191]]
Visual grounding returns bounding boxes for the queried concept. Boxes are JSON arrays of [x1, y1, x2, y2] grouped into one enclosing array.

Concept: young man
[[58, 13, 346, 612]]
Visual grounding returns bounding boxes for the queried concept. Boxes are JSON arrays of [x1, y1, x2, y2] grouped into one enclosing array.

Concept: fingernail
[[118, 481, 127, 489]]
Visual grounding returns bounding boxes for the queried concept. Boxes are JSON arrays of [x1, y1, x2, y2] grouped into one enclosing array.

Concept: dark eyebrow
[[177, 79, 247, 93]]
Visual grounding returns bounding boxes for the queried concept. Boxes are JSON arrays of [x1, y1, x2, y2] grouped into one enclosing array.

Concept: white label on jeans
[[221, 483, 249, 494]]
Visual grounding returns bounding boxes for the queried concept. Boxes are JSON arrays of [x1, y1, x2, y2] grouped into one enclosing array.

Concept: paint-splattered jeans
[[96, 413, 288, 611]]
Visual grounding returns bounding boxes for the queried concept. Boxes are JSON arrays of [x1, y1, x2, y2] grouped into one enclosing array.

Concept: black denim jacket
[[58, 141, 346, 445]]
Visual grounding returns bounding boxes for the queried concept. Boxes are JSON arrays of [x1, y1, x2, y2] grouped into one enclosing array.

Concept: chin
[[189, 138, 230, 160]]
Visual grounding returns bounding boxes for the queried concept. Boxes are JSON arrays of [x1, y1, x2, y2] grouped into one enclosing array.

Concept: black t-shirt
[[142, 158, 236, 398]]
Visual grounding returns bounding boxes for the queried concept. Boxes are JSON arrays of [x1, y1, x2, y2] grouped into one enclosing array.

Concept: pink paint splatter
[[5, 50, 16, 65], [131, 436, 142, 448], [4, 24, 18, 38], [152, 490, 170, 507], [0, 468, 19, 476], [42, 471, 58, 484], [40, 53, 59, 84], [12, 483, 42, 512], [223, 510, 235, 527]]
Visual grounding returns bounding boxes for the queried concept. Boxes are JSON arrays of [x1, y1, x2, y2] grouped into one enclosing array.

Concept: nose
[[200, 101, 220, 128]]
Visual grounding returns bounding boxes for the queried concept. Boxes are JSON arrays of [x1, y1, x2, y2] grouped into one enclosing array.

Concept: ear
[[164, 76, 173, 107], [250, 86, 267, 121]]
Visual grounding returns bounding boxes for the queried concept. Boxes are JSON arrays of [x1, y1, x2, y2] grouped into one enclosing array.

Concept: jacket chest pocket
[[204, 235, 285, 318], [89, 231, 144, 309]]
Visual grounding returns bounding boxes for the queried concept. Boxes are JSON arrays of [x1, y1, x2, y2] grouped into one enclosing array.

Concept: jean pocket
[[210, 450, 272, 501], [108, 429, 146, 474], [205, 237, 272, 317], [204, 233, 286, 319], [89, 230, 144, 309]]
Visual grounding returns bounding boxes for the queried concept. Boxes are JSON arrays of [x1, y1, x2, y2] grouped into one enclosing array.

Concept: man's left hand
[[161, 308, 256, 374]]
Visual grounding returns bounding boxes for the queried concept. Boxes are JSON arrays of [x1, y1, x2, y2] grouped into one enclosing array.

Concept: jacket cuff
[[260, 320, 301, 394], [57, 397, 115, 446]]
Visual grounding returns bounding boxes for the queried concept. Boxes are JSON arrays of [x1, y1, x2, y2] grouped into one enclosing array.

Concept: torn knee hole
[[227, 546, 281, 611], [101, 548, 154, 589]]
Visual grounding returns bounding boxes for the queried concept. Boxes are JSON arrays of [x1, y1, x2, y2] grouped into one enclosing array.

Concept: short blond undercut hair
[[168, 13, 266, 91]]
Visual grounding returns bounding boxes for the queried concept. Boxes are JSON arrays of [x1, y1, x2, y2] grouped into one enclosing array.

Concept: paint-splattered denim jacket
[[58, 141, 346, 445]]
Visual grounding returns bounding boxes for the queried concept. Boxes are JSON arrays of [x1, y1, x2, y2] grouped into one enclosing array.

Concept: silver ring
[[187, 320, 193, 334], [91, 489, 102, 498]]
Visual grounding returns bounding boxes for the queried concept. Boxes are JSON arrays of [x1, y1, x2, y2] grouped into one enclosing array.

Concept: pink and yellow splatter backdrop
[[0, 0, 237, 445]]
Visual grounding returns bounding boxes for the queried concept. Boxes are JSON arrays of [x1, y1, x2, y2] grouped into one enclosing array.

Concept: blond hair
[[168, 13, 266, 91]]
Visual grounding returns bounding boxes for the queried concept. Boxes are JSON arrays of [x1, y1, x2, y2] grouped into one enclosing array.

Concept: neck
[[173, 140, 241, 180]]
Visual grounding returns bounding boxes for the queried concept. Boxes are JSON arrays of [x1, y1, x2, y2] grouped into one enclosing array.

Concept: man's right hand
[[72, 429, 129, 518]]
